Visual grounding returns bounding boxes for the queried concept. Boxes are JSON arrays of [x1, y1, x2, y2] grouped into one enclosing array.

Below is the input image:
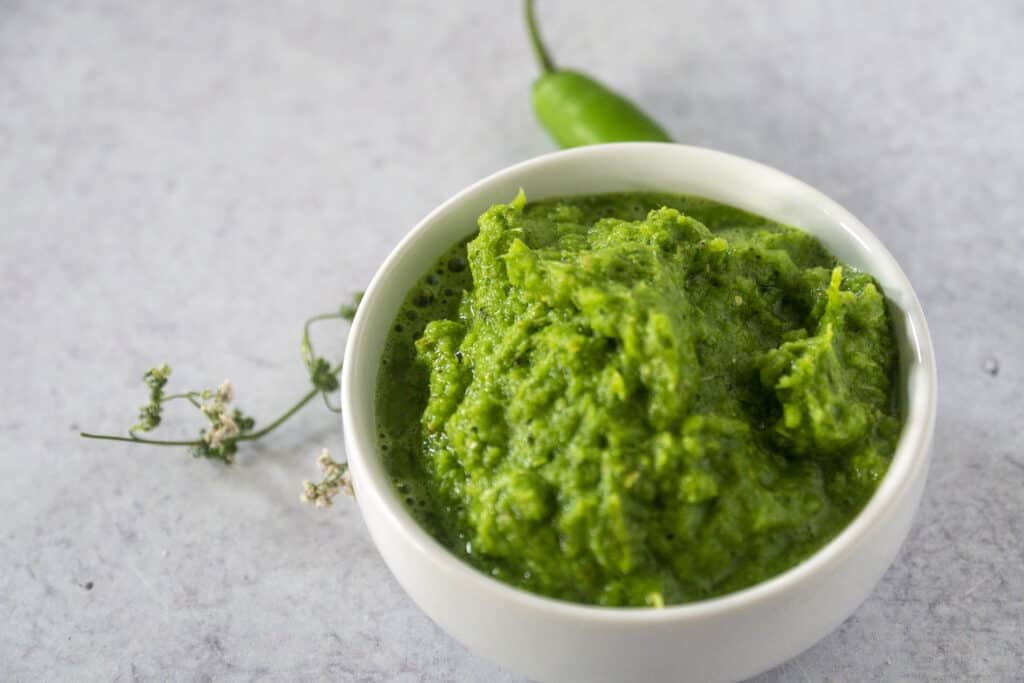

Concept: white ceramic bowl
[[342, 143, 937, 683]]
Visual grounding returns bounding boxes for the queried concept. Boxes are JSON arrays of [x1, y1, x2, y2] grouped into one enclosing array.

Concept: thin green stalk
[[525, 0, 555, 74], [321, 390, 342, 414], [80, 433, 201, 446], [302, 313, 345, 366], [162, 392, 202, 407], [235, 386, 320, 442], [304, 313, 345, 340]]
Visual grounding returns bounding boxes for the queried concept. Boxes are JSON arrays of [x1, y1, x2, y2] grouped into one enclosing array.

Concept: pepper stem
[[525, 0, 555, 74]]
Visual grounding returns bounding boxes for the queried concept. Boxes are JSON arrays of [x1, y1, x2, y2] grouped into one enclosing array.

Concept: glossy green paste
[[376, 192, 900, 607]]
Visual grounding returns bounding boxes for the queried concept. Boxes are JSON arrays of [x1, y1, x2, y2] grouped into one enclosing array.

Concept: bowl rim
[[341, 142, 938, 623]]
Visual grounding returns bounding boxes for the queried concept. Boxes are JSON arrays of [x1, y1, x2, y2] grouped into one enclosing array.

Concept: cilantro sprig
[[81, 294, 362, 504]]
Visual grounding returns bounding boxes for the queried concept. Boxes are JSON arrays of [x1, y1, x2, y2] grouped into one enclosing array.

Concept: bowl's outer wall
[[342, 144, 937, 683], [352, 442, 930, 683]]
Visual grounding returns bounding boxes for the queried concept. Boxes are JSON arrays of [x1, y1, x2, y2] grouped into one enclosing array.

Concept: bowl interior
[[342, 142, 936, 616]]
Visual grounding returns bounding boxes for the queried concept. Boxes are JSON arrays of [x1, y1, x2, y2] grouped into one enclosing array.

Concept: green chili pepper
[[525, 0, 672, 148]]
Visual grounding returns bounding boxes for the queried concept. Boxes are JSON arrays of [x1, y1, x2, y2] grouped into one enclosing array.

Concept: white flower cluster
[[300, 448, 354, 507], [201, 379, 238, 447]]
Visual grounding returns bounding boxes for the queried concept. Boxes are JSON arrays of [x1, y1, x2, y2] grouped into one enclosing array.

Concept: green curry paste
[[375, 192, 900, 607]]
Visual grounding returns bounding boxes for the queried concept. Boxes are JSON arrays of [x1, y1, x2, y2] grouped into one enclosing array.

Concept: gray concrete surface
[[2, 0, 1022, 680]]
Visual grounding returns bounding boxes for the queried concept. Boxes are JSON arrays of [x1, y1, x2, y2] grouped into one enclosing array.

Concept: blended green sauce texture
[[376, 192, 900, 607]]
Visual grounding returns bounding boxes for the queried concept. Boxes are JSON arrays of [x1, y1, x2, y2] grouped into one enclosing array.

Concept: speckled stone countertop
[[2, 1, 1022, 680]]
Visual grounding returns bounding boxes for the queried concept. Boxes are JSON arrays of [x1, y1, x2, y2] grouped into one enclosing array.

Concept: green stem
[[304, 313, 345, 338], [525, 0, 555, 74], [233, 362, 341, 441], [302, 312, 345, 367], [162, 392, 202, 407], [321, 390, 342, 414], [235, 386, 320, 441], [80, 433, 201, 446]]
